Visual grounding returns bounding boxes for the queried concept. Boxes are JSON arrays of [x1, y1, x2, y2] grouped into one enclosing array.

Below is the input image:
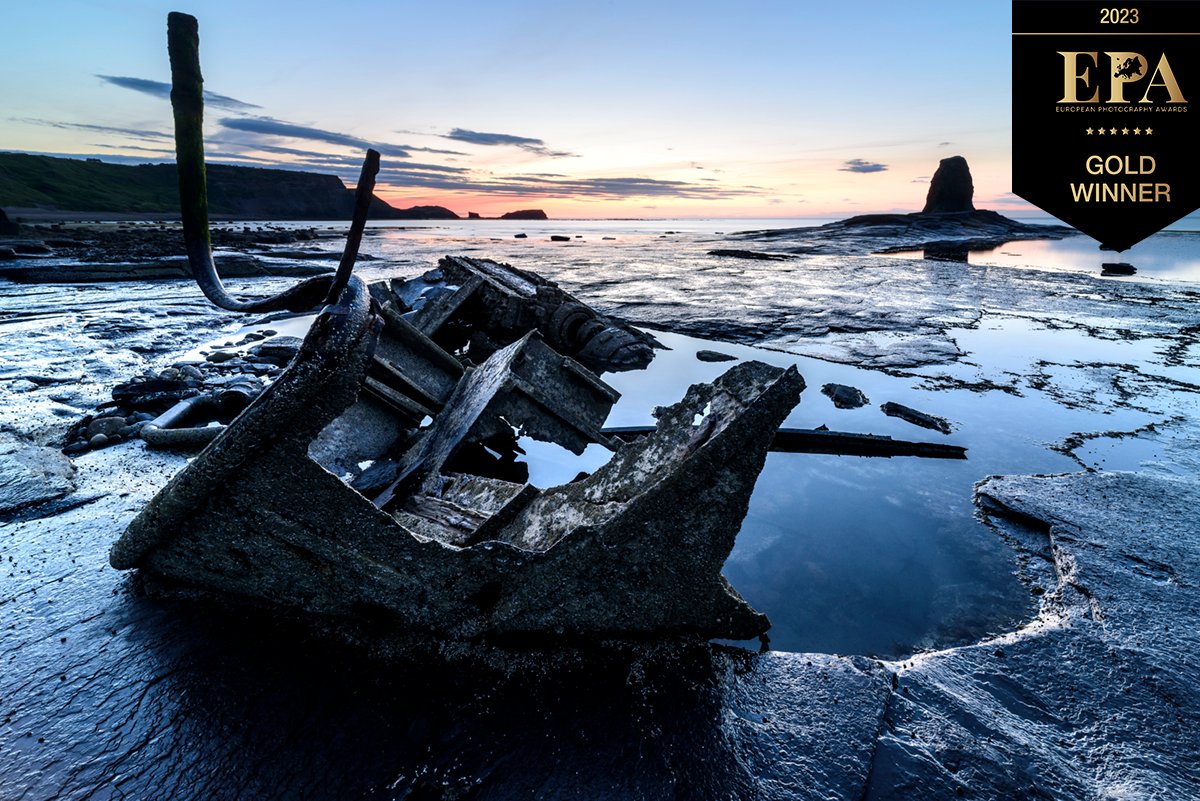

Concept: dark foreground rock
[[0, 434, 75, 513], [708, 249, 792, 261], [1103, 262, 1137, 276], [821, 383, 870, 409], [880, 401, 952, 434]]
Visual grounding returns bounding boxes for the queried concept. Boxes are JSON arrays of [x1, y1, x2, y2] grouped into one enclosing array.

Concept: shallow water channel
[[519, 329, 1055, 658]]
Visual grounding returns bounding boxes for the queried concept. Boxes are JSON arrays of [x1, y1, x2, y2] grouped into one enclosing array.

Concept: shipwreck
[[109, 14, 966, 654], [108, 13, 809, 651]]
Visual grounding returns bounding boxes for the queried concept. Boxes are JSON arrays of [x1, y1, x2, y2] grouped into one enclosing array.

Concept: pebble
[[88, 434, 109, 448], [180, 365, 204, 381], [206, 351, 237, 364], [86, 417, 126, 439]]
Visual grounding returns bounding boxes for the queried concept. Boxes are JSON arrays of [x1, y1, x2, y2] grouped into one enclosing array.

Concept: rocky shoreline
[[2, 255, 1196, 797], [2, 160, 1199, 797]]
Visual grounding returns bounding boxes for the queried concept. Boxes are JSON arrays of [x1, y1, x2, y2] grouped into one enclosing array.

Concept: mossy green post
[[167, 12, 210, 255]]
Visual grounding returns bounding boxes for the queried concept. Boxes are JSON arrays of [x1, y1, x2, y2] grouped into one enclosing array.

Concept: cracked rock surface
[[863, 472, 1200, 799]]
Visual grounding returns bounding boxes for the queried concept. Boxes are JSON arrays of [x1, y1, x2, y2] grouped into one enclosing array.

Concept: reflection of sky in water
[[519, 326, 1174, 659], [889, 230, 1200, 282]]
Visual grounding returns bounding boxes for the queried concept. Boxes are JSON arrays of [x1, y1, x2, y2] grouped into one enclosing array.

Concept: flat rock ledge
[[3, 457, 1197, 799]]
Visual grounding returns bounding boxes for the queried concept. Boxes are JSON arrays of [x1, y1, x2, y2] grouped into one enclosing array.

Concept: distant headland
[[0, 153, 545, 222]]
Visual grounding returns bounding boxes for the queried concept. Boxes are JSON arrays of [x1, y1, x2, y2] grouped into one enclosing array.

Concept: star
[[1121, 127, 1130, 135], [1097, 127, 1106, 135], [1146, 127, 1154, 135], [1134, 128, 1141, 134], [1110, 128, 1118, 135], [1086, 127, 1095, 135]]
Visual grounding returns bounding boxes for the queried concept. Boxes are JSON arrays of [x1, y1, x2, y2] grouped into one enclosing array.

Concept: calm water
[[885, 227, 1200, 282]]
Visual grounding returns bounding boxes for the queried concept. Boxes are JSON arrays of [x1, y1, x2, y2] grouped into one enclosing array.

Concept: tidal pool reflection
[[887, 229, 1200, 281], [520, 330, 1068, 659]]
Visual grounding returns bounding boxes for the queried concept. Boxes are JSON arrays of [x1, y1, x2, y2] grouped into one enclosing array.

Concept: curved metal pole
[[167, 12, 378, 313]]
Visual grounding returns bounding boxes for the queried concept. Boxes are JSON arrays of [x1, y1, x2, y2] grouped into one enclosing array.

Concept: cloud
[[839, 159, 888, 173], [89, 142, 175, 156], [910, 175, 930, 183], [937, 141, 952, 147], [96, 75, 260, 111], [372, 170, 754, 200], [444, 128, 576, 158], [15, 118, 172, 141], [211, 137, 470, 176], [219, 116, 414, 158], [446, 128, 542, 148]]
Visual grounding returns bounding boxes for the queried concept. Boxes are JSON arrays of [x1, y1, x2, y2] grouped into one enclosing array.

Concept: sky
[[0, 0, 1023, 218]]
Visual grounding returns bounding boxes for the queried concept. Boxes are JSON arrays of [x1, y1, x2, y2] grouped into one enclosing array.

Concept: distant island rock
[[465, 209, 549, 220], [729, 155, 1075, 255], [499, 209, 548, 220], [827, 155, 1049, 240], [922, 155, 975, 214], [386, 205, 460, 220]]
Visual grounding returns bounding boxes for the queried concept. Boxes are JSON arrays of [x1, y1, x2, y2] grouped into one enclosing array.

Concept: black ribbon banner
[[1013, 1, 1199, 250]]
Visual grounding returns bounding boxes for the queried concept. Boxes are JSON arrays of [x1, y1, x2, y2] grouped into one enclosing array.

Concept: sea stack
[[922, 155, 975, 213], [0, 208, 20, 236]]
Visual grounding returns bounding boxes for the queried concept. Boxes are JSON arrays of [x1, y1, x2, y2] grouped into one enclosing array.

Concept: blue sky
[[0, 0, 1019, 217]]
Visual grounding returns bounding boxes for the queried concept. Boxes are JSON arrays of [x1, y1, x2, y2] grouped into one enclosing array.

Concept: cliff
[[0, 153, 458, 220]]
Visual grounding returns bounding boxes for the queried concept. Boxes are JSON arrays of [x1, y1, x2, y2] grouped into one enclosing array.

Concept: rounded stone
[[86, 417, 126, 439]]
